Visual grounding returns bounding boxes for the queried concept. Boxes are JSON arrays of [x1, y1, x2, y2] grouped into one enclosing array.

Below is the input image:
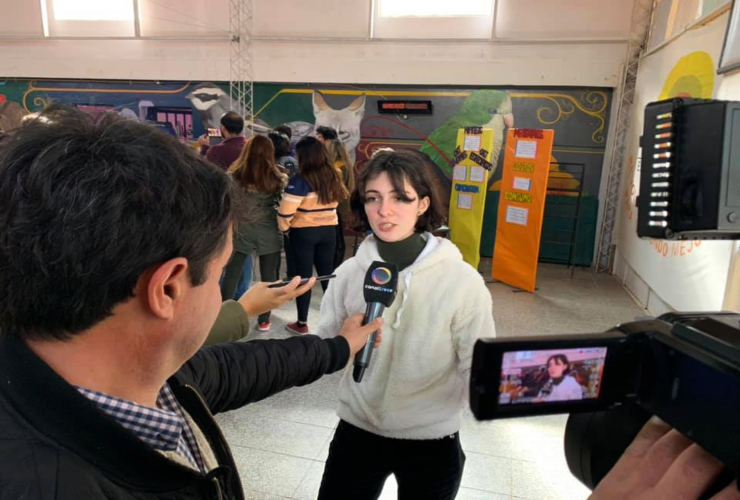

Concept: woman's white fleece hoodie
[[317, 233, 496, 440]]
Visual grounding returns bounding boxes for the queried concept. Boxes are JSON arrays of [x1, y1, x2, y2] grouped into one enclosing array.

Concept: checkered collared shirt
[[76, 383, 206, 473]]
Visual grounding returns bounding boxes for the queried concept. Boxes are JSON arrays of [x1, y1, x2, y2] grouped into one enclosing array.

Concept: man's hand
[[589, 417, 739, 500], [197, 134, 210, 147], [337, 314, 384, 357], [238, 276, 316, 317]]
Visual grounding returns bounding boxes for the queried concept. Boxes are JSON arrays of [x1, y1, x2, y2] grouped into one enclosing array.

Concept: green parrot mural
[[419, 90, 514, 180]]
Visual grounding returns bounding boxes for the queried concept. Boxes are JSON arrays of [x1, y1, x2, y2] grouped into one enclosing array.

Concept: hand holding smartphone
[[267, 274, 336, 289]]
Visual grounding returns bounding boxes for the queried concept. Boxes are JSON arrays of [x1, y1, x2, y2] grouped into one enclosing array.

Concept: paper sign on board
[[453, 165, 467, 181], [457, 193, 473, 210], [513, 177, 532, 191], [515, 140, 537, 159], [464, 134, 482, 151], [470, 166, 486, 183], [505, 205, 529, 226]]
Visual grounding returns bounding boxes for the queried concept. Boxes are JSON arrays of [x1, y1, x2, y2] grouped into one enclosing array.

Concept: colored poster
[[492, 128, 555, 292], [448, 128, 495, 269]]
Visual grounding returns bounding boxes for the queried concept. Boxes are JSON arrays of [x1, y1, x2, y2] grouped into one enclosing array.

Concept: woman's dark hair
[[546, 354, 571, 375], [232, 135, 284, 194], [295, 136, 347, 204], [268, 131, 291, 159], [274, 125, 292, 139], [0, 105, 241, 341], [349, 150, 445, 233], [315, 126, 338, 141]]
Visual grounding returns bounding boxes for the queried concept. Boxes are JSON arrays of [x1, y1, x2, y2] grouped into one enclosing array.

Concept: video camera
[[470, 97, 740, 495]]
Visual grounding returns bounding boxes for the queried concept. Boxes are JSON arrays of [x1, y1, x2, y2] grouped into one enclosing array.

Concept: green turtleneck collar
[[375, 232, 427, 272]]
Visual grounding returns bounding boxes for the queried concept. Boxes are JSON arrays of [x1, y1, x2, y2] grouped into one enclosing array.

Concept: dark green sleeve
[[204, 300, 250, 346]]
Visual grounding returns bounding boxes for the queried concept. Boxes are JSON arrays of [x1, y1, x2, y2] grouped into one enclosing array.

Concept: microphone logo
[[371, 267, 392, 285]]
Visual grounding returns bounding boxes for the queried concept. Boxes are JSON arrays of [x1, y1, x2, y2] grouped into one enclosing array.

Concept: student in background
[[315, 125, 338, 144], [269, 131, 299, 178], [270, 130, 300, 280], [278, 137, 347, 335], [326, 139, 356, 269], [275, 124, 296, 157], [221, 135, 286, 332]]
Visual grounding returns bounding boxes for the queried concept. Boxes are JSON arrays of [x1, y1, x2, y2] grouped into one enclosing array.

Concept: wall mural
[[0, 79, 612, 263]]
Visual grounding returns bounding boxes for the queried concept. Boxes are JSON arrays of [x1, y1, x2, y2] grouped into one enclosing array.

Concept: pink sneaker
[[286, 322, 309, 335], [257, 321, 271, 332]]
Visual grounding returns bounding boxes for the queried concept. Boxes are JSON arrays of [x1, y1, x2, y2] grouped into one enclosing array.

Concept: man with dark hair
[[197, 110, 248, 170], [0, 105, 383, 499], [315, 125, 338, 144]]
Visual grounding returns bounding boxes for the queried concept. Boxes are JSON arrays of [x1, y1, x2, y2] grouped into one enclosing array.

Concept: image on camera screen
[[498, 347, 608, 405]]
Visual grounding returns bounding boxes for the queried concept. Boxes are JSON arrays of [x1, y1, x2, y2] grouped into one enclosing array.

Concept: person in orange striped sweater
[[278, 137, 348, 335]]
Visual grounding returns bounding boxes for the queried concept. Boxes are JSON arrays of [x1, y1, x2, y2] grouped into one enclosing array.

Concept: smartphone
[[206, 127, 222, 146], [267, 274, 336, 288]]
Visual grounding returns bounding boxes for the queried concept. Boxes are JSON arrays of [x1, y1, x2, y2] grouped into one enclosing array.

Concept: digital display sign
[[377, 100, 433, 115]]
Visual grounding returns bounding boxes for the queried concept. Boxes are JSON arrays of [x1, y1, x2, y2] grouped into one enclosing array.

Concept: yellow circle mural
[[659, 51, 715, 100]]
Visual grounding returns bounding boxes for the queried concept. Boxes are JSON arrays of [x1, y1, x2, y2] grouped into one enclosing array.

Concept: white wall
[[0, 0, 631, 86], [613, 10, 737, 312], [0, 38, 628, 86], [494, 0, 632, 40]]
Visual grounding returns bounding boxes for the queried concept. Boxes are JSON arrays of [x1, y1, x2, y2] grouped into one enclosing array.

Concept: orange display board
[[491, 129, 555, 292]]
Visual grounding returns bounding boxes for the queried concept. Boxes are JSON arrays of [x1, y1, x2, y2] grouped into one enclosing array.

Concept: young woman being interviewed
[[315, 150, 496, 500]]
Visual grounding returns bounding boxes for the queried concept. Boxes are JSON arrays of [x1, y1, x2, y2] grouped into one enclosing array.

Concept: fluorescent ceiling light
[[52, 0, 134, 21], [379, 0, 494, 18]]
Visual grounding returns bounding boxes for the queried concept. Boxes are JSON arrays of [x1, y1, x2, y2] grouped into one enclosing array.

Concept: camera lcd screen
[[498, 347, 608, 405]]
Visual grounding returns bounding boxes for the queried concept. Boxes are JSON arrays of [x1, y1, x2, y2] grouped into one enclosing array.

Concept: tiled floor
[[214, 259, 647, 500]]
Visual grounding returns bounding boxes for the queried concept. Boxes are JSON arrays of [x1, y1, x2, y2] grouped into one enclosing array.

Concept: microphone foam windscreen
[[362, 261, 399, 307]]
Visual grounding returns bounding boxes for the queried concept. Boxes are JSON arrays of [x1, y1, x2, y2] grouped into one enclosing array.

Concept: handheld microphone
[[353, 261, 399, 383]]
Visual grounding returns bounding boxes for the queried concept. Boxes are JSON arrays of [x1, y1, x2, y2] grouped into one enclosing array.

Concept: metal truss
[[595, 0, 655, 272], [229, 0, 254, 136]]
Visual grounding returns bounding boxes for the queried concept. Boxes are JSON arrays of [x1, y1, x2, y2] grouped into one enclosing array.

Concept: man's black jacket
[[0, 334, 349, 499]]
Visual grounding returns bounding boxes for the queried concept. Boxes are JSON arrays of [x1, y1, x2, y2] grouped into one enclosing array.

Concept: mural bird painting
[[186, 82, 272, 134], [420, 90, 514, 182], [186, 83, 231, 129]]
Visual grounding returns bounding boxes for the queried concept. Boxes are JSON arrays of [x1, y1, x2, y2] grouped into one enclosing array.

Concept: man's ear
[[146, 258, 190, 320]]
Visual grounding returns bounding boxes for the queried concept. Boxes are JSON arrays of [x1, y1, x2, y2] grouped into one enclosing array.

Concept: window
[[378, 0, 493, 18], [373, 0, 495, 39], [43, 0, 135, 37], [52, 0, 134, 21]]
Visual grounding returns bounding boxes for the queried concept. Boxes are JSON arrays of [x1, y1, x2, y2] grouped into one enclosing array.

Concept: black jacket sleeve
[[173, 335, 350, 415]]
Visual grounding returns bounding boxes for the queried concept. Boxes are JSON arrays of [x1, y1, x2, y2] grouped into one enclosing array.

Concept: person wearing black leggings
[[278, 136, 348, 335], [286, 225, 335, 318]]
